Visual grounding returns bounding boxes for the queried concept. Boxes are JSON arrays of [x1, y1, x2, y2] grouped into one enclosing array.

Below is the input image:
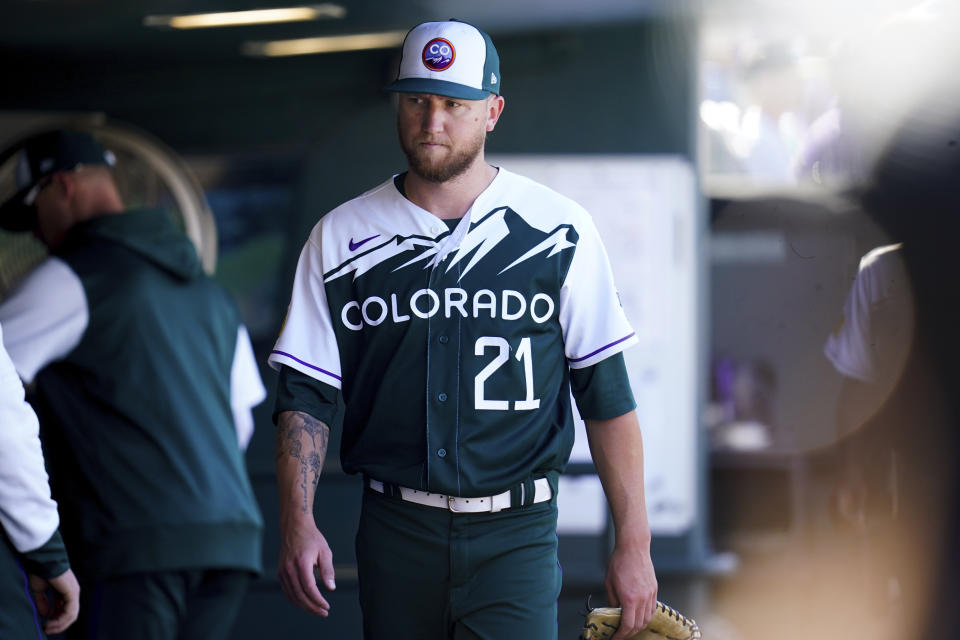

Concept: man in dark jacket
[[0, 130, 265, 640]]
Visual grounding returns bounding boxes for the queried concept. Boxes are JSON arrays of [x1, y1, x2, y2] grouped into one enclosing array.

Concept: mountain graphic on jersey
[[323, 206, 578, 286]]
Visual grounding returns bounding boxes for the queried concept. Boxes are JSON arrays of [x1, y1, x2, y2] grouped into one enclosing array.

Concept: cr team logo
[[422, 37, 455, 71]]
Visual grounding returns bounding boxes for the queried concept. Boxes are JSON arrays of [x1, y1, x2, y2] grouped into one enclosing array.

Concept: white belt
[[367, 477, 552, 513]]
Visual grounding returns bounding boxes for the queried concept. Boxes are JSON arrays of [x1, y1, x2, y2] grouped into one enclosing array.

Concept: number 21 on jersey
[[474, 336, 540, 411]]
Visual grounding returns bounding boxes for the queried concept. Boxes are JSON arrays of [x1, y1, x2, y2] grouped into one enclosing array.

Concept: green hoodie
[[34, 209, 262, 579]]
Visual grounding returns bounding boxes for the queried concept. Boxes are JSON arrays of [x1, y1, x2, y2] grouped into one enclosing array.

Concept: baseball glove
[[580, 601, 701, 640]]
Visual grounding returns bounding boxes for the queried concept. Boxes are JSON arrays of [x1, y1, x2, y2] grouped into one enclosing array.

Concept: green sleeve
[[570, 352, 637, 421], [273, 365, 342, 427], [20, 529, 70, 579]]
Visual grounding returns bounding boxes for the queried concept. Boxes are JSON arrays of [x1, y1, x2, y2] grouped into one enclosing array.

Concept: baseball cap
[[385, 19, 501, 100], [0, 130, 116, 231]]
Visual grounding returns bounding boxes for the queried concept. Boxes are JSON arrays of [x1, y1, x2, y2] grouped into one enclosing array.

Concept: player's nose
[[421, 100, 445, 132]]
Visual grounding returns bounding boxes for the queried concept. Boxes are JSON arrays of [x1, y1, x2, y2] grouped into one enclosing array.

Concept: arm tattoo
[[277, 411, 330, 514]]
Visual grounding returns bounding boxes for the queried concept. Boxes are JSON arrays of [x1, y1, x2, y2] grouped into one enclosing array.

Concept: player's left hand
[[604, 540, 658, 639]]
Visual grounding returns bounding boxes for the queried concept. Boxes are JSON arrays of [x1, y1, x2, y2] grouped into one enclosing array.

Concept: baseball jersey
[[270, 168, 637, 497], [0, 321, 69, 578], [824, 243, 913, 386]]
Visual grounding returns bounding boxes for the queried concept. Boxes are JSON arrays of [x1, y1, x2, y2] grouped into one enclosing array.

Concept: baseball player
[[0, 130, 266, 640], [271, 20, 657, 639], [0, 322, 80, 638], [824, 242, 913, 622], [825, 241, 912, 514]]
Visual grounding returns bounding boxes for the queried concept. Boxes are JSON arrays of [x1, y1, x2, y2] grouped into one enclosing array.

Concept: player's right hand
[[278, 518, 336, 616], [29, 568, 81, 634]]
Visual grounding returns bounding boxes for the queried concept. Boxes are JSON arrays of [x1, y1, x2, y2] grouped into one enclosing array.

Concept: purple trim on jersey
[[568, 332, 636, 363], [271, 350, 342, 381], [17, 559, 44, 639]]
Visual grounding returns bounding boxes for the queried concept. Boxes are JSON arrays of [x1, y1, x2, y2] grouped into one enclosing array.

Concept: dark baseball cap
[[0, 130, 116, 231], [384, 20, 501, 100]]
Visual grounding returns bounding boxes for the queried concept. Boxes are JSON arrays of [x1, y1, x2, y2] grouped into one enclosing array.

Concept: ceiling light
[[144, 4, 346, 30], [242, 31, 406, 57]]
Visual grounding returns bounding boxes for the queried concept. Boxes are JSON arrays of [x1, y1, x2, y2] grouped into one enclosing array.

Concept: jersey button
[[437, 448, 447, 458], [438, 392, 448, 402], [439, 335, 449, 344]]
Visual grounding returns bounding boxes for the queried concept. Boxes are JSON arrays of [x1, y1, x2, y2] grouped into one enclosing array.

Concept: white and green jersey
[[270, 168, 637, 496], [0, 322, 64, 566]]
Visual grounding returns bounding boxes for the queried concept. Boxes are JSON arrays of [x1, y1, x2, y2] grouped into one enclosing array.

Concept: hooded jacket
[[0, 208, 263, 579]]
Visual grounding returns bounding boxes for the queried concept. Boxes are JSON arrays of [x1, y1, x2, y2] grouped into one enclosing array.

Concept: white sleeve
[[559, 214, 638, 369], [0, 257, 88, 384], [824, 265, 875, 383], [268, 224, 343, 388], [0, 322, 61, 553], [231, 325, 266, 451]]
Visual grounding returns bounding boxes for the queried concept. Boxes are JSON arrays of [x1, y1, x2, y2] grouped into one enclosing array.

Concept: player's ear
[[486, 95, 505, 132]]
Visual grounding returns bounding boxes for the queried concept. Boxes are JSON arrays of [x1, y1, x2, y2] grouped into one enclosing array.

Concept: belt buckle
[[447, 495, 492, 513]]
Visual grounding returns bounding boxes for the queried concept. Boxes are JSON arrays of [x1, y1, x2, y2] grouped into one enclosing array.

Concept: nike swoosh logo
[[349, 234, 380, 252]]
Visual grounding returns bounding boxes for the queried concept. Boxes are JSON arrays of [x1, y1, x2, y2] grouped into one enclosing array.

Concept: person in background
[[824, 242, 912, 624], [0, 130, 266, 640], [825, 26, 960, 626]]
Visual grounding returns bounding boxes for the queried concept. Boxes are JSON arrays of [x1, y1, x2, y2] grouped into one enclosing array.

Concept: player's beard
[[400, 127, 486, 183]]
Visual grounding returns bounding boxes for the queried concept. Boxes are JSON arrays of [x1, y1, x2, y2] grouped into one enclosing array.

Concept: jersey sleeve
[[825, 245, 911, 386], [268, 224, 343, 389], [824, 261, 876, 383], [570, 351, 637, 420], [0, 257, 88, 384], [273, 364, 341, 428], [0, 322, 63, 556], [19, 529, 70, 579], [559, 213, 638, 369], [231, 324, 267, 451]]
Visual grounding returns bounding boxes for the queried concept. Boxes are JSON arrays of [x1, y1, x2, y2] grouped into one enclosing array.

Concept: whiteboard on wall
[[489, 155, 700, 536]]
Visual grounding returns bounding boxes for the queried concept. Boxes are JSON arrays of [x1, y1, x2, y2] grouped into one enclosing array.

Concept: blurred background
[[2, 1, 959, 638]]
